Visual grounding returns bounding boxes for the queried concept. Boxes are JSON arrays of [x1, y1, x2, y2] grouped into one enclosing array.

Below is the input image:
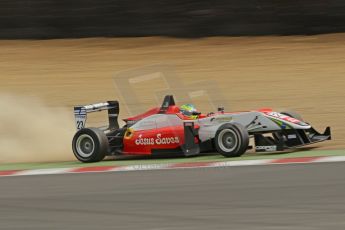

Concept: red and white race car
[[72, 95, 331, 162]]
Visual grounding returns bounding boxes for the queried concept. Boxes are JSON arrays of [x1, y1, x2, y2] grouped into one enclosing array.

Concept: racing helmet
[[180, 104, 198, 119]]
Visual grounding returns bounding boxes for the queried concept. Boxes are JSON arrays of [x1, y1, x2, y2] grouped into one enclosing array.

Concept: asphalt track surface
[[1, 163, 345, 230]]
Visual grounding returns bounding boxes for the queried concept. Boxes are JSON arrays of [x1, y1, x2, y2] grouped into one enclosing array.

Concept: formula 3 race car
[[72, 95, 331, 162]]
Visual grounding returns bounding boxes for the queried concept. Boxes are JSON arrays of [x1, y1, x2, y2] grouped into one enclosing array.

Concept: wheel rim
[[76, 134, 95, 158], [218, 129, 239, 152]]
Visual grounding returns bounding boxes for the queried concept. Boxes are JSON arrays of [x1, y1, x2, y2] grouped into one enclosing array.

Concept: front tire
[[214, 123, 249, 157], [72, 128, 109, 163]]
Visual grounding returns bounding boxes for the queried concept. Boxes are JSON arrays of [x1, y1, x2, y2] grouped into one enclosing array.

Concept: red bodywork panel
[[122, 105, 202, 155], [123, 125, 185, 155], [258, 108, 273, 113]]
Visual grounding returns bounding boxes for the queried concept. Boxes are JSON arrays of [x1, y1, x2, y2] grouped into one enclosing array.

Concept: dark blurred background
[[1, 0, 345, 39]]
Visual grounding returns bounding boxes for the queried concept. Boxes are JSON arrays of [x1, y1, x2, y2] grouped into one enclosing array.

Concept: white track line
[[313, 155, 345, 163], [1, 156, 345, 177], [13, 168, 72, 176]]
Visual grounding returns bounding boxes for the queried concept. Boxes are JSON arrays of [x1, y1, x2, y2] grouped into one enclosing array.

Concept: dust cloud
[[0, 94, 76, 163]]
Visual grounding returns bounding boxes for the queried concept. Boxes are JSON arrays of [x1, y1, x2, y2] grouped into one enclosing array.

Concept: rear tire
[[72, 128, 109, 163], [214, 123, 249, 157]]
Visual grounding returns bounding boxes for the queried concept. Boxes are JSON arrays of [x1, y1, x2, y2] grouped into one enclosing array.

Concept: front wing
[[254, 126, 331, 152]]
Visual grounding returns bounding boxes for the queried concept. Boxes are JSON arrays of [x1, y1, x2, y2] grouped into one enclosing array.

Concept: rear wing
[[74, 101, 119, 131]]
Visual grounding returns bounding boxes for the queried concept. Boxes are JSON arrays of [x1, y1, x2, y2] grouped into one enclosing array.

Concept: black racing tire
[[72, 128, 109, 163], [214, 123, 249, 157]]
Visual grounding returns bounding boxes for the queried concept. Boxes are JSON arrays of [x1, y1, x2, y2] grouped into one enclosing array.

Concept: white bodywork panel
[[196, 111, 311, 142]]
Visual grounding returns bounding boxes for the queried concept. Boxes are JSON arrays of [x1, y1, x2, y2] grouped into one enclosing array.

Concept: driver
[[180, 104, 199, 119]]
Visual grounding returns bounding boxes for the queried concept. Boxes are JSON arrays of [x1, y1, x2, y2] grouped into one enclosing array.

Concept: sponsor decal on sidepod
[[135, 134, 180, 145]]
